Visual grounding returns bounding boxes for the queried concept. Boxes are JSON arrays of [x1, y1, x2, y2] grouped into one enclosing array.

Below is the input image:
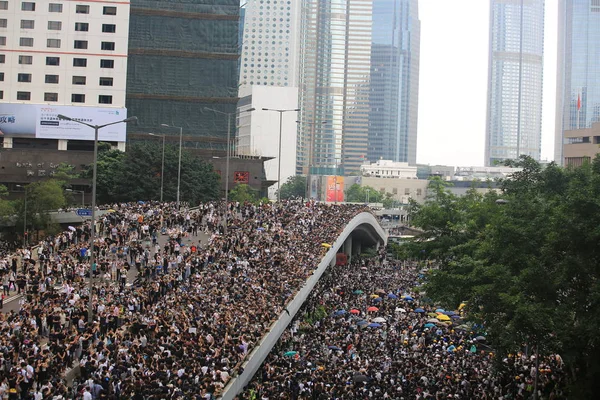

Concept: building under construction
[[126, 0, 240, 152], [125, 0, 272, 195]]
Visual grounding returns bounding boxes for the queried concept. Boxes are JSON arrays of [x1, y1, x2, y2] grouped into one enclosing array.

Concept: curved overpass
[[219, 211, 387, 400]]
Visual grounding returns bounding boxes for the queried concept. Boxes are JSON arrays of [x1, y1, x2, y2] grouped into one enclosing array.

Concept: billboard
[[0, 104, 128, 141], [326, 176, 344, 202]]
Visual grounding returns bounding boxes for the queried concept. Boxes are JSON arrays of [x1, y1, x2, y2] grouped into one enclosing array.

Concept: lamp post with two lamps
[[203, 107, 255, 234], [148, 133, 166, 202], [160, 124, 183, 208], [57, 113, 137, 322], [262, 108, 300, 201]]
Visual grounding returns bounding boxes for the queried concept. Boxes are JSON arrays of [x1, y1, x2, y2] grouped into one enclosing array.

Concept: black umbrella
[[353, 374, 369, 383]]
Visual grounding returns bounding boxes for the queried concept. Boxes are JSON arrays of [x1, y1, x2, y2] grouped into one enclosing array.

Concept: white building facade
[[237, 85, 299, 198], [0, 0, 130, 149], [237, 0, 301, 198], [360, 159, 418, 179]]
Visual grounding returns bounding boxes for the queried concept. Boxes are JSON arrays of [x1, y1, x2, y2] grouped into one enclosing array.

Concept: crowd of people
[[240, 254, 567, 400], [0, 200, 367, 399]]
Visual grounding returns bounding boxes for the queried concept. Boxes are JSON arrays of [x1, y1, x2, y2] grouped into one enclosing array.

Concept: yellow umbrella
[[437, 314, 451, 321], [321, 243, 332, 248], [370, 294, 380, 298], [458, 303, 467, 311]]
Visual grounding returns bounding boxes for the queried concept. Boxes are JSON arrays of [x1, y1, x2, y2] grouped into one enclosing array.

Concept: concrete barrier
[[218, 212, 386, 399]]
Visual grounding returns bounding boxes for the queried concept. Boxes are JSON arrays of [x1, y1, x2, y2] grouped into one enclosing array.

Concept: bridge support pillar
[[354, 241, 362, 256], [343, 235, 352, 265], [344, 235, 352, 255]]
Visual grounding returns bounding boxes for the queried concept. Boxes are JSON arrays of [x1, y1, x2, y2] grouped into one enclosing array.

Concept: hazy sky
[[417, 0, 558, 167]]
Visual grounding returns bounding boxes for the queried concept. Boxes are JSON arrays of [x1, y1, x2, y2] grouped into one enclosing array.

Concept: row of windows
[[0, 19, 116, 33], [0, 2, 117, 15], [8, 73, 113, 86], [0, 37, 117, 50], [0, 54, 115, 68], [5, 91, 113, 104]]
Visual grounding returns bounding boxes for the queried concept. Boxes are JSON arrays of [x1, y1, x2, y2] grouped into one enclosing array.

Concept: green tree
[[89, 149, 127, 203], [228, 184, 258, 204], [88, 142, 220, 204], [278, 175, 307, 200], [344, 184, 383, 203], [407, 156, 600, 397], [14, 180, 66, 240], [52, 162, 80, 185], [382, 192, 395, 209], [0, 185, 15, 224]]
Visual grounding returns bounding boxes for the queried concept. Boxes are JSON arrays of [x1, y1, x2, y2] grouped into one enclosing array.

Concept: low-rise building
[[563, 122, 600, 167], [360, 160, 418, 179]]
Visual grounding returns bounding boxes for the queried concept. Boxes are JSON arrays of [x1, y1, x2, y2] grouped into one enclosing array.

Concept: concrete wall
[[218, 212, 387, 400]]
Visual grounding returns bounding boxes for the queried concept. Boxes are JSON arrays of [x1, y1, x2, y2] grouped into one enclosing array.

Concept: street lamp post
[[66, 188, 85, 207], [262, 108, 300, 202], [203, 107, 255, 234], [366, 188, 370, 204], [160, 124, 182, 208], [57, 113, 137, 322], [16, 185, 28, 248], [148, 133, 166, 202]]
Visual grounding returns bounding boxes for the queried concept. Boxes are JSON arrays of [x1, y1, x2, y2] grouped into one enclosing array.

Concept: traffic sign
[[76, 209, 92, 217]]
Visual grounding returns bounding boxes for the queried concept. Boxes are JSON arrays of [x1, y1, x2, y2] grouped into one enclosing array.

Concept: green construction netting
[[126, 0, 239, 141]]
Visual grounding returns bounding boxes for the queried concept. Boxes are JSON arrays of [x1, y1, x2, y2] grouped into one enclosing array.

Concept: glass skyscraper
[[485, 0, 545, 166], [296, 0, 373, 176], [368, 0, 420, 165], [555, 0, 600, 165]]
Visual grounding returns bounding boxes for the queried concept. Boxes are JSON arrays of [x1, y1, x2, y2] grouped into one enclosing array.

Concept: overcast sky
[[417, 0, 558, 167]]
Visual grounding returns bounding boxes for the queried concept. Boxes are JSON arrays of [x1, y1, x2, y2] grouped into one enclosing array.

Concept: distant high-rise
[[485, 0, 545, 166], [297, 0, 373, 176], [555, 0, 600, 165], [368, 0, 420, 165]]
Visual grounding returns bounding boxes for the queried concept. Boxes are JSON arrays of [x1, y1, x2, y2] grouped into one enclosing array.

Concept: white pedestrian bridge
[[218, 211, 387, 400]]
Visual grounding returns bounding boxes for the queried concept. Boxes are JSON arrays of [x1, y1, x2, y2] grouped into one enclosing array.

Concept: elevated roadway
[[219, 211, 387, 400]]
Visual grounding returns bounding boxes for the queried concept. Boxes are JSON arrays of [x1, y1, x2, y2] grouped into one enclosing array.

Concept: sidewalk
[[2, 245, 39, 307]]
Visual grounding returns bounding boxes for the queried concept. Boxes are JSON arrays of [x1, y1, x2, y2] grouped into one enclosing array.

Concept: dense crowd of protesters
[[240, 255, 567, 400], [0, 200, 366, 399]]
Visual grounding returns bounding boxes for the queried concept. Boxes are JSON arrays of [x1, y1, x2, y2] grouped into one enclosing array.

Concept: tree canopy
[[405, 156, 600, 397], [12, 180, 66, 239], [87, 142, 220, 204], [345, 184, 383, 203], [278, 175, 306, 200], [228, 184, 258, 204], [0, 185, 15, 225]]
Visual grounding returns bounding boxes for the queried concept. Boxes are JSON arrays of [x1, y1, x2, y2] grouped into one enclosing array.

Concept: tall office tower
[[368, 0, 420, 165], [555, 0, 600, 165], [126, 0, 240, 151], [0, 0, 130, 192], [485, 0, 545, 166], [296, 0, 373, 176], [237, 0, 302, 196]]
